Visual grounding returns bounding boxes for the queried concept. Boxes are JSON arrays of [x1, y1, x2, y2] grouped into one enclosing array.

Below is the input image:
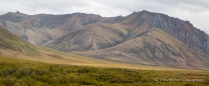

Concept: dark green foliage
[[130, 48, 144, 56], [100, 43, 113, 49], [184, 83, 195, 86], [122, 29, 131, 41], [118, 32, 126, 38], [0, 62, 143, 85], [47, 54, 63, 59], [0, 61, 208, 86], [143, 42, 157, 57]]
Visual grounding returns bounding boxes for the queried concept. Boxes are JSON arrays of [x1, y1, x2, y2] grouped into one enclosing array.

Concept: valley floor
[[0, 57, 209, 86]]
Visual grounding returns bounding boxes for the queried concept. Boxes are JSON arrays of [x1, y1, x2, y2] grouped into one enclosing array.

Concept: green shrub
[[0, 60, 208, 86]]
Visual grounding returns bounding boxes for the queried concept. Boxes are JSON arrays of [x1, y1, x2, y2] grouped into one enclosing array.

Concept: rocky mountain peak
[[0, 11, 27, 23], [15, 11, 21, 14], [149, 12, 209, 52]]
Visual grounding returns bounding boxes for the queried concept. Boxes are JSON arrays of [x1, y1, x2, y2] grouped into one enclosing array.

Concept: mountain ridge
[[0, 10, 209, 69], [0, 25, 141, 69]]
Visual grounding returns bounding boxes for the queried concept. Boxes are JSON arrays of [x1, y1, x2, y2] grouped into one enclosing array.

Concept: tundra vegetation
[[0, 57, 209, 86]]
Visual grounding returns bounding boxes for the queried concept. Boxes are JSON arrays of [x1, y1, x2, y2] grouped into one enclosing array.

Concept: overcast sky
[[0, 0, 209, 34]]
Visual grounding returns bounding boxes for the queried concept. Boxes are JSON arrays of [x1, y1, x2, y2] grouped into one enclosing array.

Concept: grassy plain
[[0, 57, 209, 86]]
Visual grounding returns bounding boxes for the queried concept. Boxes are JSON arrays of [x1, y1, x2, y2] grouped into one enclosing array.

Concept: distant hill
[[0, 10, 209, 69], [0, 25, 39, 57], [0, 25, 145, 69], [0, 12, 105, 45]]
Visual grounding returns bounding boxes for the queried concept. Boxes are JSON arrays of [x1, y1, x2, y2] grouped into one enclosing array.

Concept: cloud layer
[[0, 0, 208, 34]]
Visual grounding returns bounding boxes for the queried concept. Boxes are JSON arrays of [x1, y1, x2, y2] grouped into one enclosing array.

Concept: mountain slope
[[0, 12, 105, 45], [0, 25, 39, 57], [1, 11, 209, 69], [46, 10, 209, 53], [54, 11, 209, 69], [45, 23, 127, 51], [0, 25, 152, 69], [78, 28, 209, 69]]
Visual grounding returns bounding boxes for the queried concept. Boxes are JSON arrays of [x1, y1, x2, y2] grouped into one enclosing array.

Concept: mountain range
[[0, 10, 209, 69], [0, 25, 138, 69]]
